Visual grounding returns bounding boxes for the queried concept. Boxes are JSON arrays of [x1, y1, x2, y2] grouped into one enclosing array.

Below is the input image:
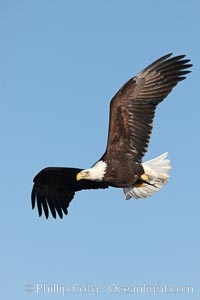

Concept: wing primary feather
[[53, 191, 64, 219], [46, 189, 57, 219], [36, 192, 43, 217], [31, 187, 36, 209], [42, 196, 49, 219]]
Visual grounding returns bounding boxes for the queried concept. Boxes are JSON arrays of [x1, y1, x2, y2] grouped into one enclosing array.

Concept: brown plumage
[[32, 53, 192, 219], [103, 53, 191, 162]]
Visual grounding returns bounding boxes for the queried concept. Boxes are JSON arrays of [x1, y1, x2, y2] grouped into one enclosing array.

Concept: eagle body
[[82, 159, 144, 188], [103, 160, 144, 188], [31, 53, 192, 219]]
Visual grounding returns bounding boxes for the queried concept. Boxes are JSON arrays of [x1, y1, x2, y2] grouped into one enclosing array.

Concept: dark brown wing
[[103, 53, 192, 162], [31, 167, 108, 219]]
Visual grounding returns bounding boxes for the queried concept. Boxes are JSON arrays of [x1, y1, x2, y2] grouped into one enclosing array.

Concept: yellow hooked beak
[[76, 171, 84, 181], [76, 170, 90, 181]]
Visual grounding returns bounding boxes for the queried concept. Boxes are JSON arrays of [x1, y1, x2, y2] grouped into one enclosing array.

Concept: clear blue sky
[[0, 0, 199, 299]]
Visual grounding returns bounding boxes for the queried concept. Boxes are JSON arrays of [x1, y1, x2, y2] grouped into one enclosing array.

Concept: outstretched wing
[[31, 167, 108, 219], [103, 53, 192, 162]]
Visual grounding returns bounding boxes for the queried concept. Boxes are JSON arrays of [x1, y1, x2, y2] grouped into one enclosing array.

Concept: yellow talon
[[141, 173, 149, 181]]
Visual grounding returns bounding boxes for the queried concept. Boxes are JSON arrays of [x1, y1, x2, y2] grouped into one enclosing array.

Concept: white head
[[76, 160, 107, 181]]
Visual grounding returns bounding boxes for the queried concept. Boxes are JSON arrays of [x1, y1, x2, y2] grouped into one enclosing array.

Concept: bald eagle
[[31, 53, 192, 219]]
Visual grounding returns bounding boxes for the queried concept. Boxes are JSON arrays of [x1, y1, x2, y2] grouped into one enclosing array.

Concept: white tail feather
[[123, 152, 171, 200]]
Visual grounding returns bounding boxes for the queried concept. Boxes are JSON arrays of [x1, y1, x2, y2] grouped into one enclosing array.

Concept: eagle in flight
[[31, 53, 192, 219]]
